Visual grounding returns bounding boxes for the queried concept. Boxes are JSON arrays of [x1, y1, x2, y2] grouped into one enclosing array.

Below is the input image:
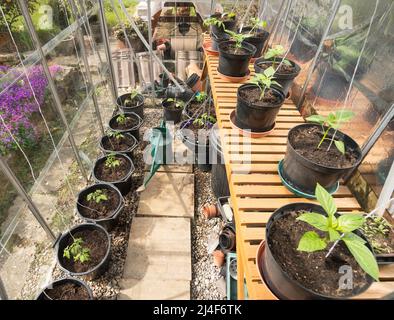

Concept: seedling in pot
[[193, 113, 217, 128], [248, 17, 267, 35], [264, 45, 292, 67], [203, 17, 224, 29], [195, 91, 208, 103], [166, 98, 185, 109], [107, 130, 125, 140], [306, 110, 354, 154], [225, 30, 250, 54], [250, 66, 281, 100], [124, 89, 140, 107], [116, 113, 127, 125], [296, 183, 379, 281], [105, 153, 121, 169], [361, 216, 394, 254], [63, 238, 91, 263], [87, 189, 108, 204]]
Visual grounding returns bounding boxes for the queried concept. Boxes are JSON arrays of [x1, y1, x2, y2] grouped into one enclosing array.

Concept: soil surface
[[289, 126, 359, 168], [95, 157, 131, 182], [221, 43, 249, 55], [42, 282, 90, 300], [102, 135, 136, 152], [79, 188, 120, 220], [268, 210, 370, 297], [62, 229, 108, 274], [112, 116, 139, 131], [164, 102, 182, 111], [257, 60, 295, 74], [186, 102, 215, 118], [239, 86, 282, 106]]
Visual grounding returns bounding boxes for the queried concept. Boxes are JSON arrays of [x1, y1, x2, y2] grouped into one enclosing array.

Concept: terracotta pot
[[202, 204, 218, 219], [212, 250, 225, 267]]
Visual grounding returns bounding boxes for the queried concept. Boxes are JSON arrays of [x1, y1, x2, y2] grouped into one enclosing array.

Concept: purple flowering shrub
[[0, 64, 62, 155]]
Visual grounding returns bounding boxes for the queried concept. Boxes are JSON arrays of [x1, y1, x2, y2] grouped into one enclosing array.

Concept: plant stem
[[318, 128, 330, 148]]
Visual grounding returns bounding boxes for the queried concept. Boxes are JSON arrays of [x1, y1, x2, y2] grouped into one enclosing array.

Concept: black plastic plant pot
[[56, 223, 111, 281], [254, 57, 301, 96], [210, 124, 230, 198], [116, 93, 144, 118], [282, 123, 362, 194], [179, 121, 211, 172], [76, 183, 124, 230], [376, 253, 394, 265], [92, 153, 135, 195], [210, 31, 230, 52], [210, 14, 237, 36], [36, 278, 93, 300], [235, 84, 285, 132], [241, 27, 269, 58], [99, 132, 138, 160], [218, 41, 256, 77], [109, 112, 143, 141], [263, 203, 374, 300], [162, 99, 184, 124]]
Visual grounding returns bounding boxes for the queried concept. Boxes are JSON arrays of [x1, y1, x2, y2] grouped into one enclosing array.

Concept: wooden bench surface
[[204, 45, 394, 300]]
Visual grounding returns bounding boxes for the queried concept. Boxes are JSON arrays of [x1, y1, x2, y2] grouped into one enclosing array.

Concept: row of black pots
[[39, 92, 145, 299], [259, 203, 375, 300]]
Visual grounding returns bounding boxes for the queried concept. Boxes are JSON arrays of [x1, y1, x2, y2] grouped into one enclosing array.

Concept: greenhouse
[[0, 0, 393, 302]]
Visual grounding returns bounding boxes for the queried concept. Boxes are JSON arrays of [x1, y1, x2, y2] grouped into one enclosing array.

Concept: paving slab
[[123, 217, 191, 281], [119, 279, 190, 300], [138, 172, 194, 218]]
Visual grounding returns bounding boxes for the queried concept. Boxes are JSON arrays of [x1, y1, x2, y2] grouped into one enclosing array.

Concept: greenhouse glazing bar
[[0, 276, 7, 300], [0, 157, 56, 241], [68, 0, 105, 137], [18, 0, 89, 183], [296, 0, 341, 110]]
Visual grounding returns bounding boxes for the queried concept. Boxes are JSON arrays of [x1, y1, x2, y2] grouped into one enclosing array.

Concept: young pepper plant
[[63, 238, 90, 263], [124, 89, 139, 106], [87, 189, 108, 204], [166, 98, 185, 109], [297, 183, 379, 281], [195, 91, 208, 103], [203, 17, 224, 29], [193, 113, 217, 128], [248, 17, 267, 34], [108, 130, 124, 140], [116, 113, 127, 125], [306, 110, 354, 154], [225, 30, 249, 52], [105, 153, 120, 169], [249, 66, 281, 100], [264, 45, 292, 67]]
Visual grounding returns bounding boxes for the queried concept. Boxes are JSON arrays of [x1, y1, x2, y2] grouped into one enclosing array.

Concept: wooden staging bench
[[204, 51, 394, 300]]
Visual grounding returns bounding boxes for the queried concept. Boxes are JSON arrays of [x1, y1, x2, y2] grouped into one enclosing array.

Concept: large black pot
[[99, 132, 138, 160], [116, 93, 144, 118], [56, 223, 111, 281], [210, 14, 237, 36], [36, 278, 93, 300], [210, 31, 230, 52], [76, 183, 124, 230], [218, 41, 256, 77], [179, 121, 211, 172], [262, 202, 374, 300], [210, 124, 230, 198], [282, 124, 362, 194], [254, 57, 301, 96], [162, 99, 184, 124], [92, 153, 135, 195], [236, 84, 285, 132], [241, 27, 269, 58], [109, 112, 143, 141]]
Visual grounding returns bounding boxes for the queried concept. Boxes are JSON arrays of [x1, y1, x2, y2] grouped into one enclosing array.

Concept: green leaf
[[343, 232, 367, 244], [334, 140, 345, 154], [297, 231, 327, 252], [264, 66, 276, 77], [306, 115, 326, 124], [337, 214, 365, 233], [343, 236, 379, 281], [335, 110, 355, 122], [297, 212, 328, 231], [315, 183, 337, 218], [328, 227, 341, 241]]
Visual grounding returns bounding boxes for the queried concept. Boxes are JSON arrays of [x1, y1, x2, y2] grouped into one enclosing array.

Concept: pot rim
[[240, 27, 269, 39], [99, 132, 138, 154], [287, 123, 362, 171], [237, 83, 285, 109], [56, 223, 111, 277], [76, 183, 124, 223], [255, 57, 301, 77], [93, 152, 135, 184], [109, 112, 143, 132], [218, 40, 257, 57], [116, 92, 144, 109], [36, 277, 94, 300], [265, 202, 374, 299]]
